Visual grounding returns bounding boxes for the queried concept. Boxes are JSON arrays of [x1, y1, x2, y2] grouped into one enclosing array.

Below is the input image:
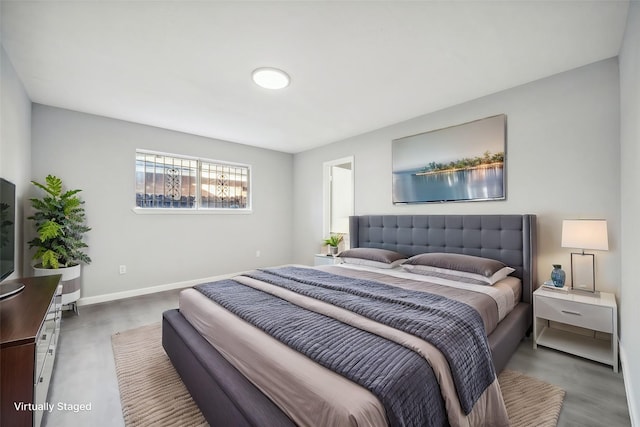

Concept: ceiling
[[0, 1, 630, 154]]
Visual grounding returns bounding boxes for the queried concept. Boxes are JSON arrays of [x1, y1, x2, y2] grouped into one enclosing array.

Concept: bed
[[162, 214, 537, 427]]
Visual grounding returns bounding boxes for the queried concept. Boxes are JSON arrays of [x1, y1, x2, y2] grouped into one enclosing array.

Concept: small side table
[[314, 254, 341, 266], [533, 286, 618, 372]]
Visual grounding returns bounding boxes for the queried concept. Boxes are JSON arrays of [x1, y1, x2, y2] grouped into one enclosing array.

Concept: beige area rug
[[112, 323, 565, 427], [111, 323, 207, 427], [499, 369, 565, 427]]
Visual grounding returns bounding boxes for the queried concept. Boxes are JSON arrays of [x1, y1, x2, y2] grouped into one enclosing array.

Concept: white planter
[[33, 264, 81, 308]]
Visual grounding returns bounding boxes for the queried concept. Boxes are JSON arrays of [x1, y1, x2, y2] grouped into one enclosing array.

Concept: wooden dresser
[[0, 275, 62, 427]]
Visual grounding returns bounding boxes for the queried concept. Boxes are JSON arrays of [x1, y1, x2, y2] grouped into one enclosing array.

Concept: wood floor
[[42, 289, 631, 427], [507, 337, 631, 426]]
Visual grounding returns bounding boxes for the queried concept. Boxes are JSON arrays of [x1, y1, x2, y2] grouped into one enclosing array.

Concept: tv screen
[[0, 178, 16, 281], [392, 114, 506, 204]]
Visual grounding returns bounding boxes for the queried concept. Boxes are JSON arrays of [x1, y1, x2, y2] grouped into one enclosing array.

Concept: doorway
[[323, 156, 354, 249]]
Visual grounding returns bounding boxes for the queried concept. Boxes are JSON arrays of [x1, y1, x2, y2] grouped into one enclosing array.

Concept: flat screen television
[[1, 178, 16, 281], [392, 114, 506, 204]]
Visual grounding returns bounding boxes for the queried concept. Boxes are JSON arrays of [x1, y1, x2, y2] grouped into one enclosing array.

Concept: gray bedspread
[[244, 267, 495, 414], [196, 278, 447, 427], [195, 266, 500, 426]]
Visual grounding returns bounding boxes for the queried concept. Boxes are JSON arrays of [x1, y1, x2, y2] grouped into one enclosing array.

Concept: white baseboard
[[75, 265, 302, 307], [76, 272, 238, 307], [620, 342, 639, 427]]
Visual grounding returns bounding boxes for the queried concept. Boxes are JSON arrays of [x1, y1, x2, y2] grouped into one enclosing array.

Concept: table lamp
[[561, 219, 608, 293]]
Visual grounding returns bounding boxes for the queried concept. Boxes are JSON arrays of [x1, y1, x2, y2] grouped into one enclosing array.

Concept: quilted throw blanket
[[195, 266, 497, 427]]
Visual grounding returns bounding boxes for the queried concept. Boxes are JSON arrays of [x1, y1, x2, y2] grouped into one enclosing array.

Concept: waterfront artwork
[[392, 115, 506, 204]]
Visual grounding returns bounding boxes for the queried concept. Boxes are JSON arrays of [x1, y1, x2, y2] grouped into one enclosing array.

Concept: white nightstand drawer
[[535, 295, 613, 333]]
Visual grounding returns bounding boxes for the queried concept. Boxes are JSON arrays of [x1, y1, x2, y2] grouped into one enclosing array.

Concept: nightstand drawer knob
[[561, 309, 581, 316]]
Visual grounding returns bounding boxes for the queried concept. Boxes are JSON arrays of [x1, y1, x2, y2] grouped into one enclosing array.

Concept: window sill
[[131, 207, 253, 215]]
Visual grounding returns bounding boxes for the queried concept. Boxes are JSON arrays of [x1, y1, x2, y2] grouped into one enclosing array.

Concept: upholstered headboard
[[349, 215, 537, 304]]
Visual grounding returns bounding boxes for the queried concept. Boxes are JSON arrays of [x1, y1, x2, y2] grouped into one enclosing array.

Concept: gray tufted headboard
[[349, 215, 537, 304]]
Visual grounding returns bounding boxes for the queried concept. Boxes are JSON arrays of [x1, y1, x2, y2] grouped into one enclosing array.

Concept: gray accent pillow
[[337, 248, 407, 269], [402, 253, 514, 285]]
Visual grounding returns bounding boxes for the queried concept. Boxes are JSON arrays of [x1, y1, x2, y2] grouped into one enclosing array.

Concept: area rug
[[499, 368, 565, 427], [112, 323, 565, 427]]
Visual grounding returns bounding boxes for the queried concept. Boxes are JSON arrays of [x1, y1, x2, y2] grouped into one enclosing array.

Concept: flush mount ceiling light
[[252, 67, 290, 90]]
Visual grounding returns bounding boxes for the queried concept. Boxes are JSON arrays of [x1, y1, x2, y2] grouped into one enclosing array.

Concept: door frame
[[322, 156, 354, 241]]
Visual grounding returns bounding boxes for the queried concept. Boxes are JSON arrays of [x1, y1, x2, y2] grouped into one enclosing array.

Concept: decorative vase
[[328, 246, 339, 256], [33, 264, 81, 312], [550, 264, 566, 287]]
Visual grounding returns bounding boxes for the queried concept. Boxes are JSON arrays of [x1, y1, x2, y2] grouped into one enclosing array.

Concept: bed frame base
[[162, 309, 295, 427], [163, 302, 530, 425], [488, 303, 531, 373]]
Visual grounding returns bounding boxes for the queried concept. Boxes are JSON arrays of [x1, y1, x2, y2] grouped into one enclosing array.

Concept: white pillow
[[402, 264, 514, 285], [340, 257, 406, 269]]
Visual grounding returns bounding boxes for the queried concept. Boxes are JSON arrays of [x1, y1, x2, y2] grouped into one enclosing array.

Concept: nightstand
[[533, 287, 618, 372], [314, 254, 341, 266]]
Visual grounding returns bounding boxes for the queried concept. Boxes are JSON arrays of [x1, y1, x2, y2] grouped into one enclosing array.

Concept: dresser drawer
[[535, 295, 613, 333]]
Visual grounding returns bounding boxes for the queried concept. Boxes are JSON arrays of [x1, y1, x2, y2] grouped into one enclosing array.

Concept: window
[[135, 150, 251, 211]]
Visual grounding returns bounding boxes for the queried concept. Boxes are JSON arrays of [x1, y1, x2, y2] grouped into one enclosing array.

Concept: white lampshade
[[561, 219, 609, 251]]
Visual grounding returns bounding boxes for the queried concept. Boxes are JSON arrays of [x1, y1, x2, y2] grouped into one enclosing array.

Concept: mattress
[[179, 265, 517, 427]]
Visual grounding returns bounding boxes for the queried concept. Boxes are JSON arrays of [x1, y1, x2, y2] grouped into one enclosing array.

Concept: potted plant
[[28, 175, 91, 312], [323, 233, 343, 256]]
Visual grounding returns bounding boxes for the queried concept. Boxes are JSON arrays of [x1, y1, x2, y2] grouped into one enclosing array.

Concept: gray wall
[[31, 105, 294, 300], [619, 1, 640, 423], [293, 58, 621, 298], [0, 46, 32, 279]]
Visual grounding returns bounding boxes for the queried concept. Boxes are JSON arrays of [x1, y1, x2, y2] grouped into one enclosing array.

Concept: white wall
[[619, 1, 640, 424], [293, 59, 621, 298], [31, 105, 293, 301], [0, 46, 32, 278]]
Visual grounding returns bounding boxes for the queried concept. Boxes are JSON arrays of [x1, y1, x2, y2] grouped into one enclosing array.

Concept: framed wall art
[[392, 114, 506, 204]]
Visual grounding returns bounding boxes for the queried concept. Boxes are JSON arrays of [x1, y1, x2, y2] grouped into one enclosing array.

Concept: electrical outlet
[[119, 265, 127, 275], [256, 250, 261, 258]]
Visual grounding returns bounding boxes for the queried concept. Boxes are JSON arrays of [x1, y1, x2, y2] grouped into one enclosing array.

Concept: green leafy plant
[[28, 175, 91, 269], [323, 234, 343, 247]]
